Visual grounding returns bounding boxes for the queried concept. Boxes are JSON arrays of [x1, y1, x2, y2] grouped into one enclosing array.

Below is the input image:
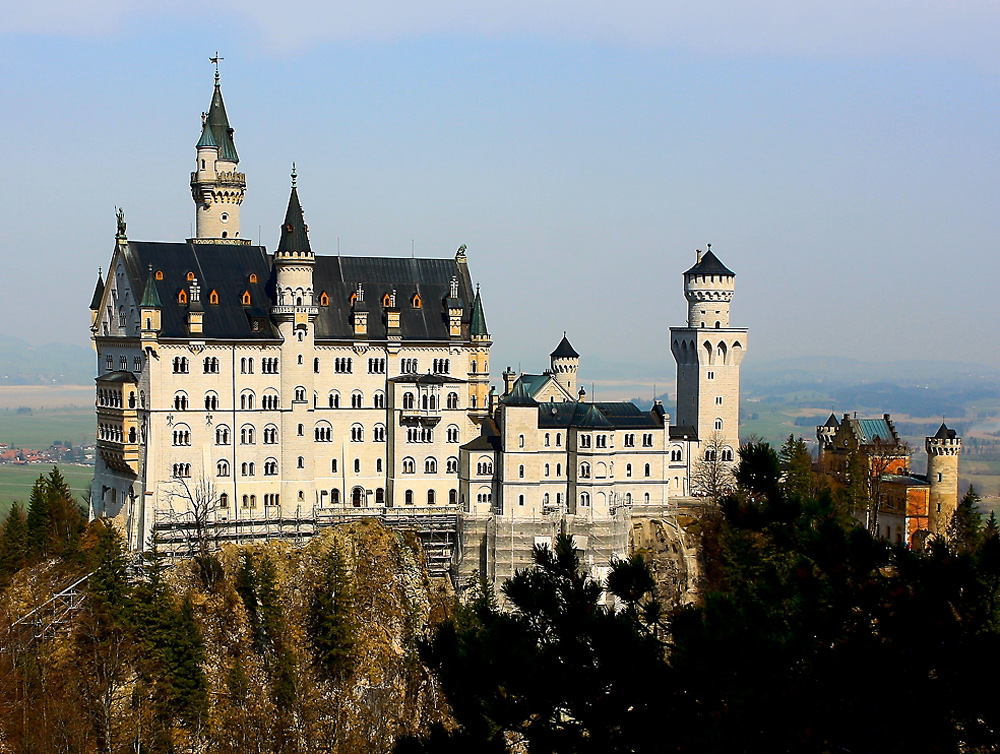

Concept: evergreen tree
[[25, 474, 50, 559], [948, 485, 984, 554], [309, 541, 356, 681], [779, 434, 814, 499], [45, 466, 84, 559], [0, 503, 29, 584], [236, 551, 265, 653]]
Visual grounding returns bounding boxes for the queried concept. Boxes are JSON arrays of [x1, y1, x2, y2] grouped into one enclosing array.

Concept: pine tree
[[779, 434, 814, 500], [309, 541, 356, 681], [25, 474, 50, 559], [45, 466, 84, 559], [947, 485, 984, 554], [0, 503, 29, 584], [236, 551, 265, 653]]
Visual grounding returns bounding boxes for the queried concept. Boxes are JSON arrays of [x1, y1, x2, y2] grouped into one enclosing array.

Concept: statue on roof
[[115, 207, 126, 239]]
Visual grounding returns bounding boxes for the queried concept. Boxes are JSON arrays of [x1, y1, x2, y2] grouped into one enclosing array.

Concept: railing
[[9, 574, 89, 642]]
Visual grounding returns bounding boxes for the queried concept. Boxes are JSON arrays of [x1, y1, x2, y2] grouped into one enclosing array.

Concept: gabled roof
[[849, 417, 897, 446], [470, 285, 488, 337], [535, 400, 664, 429], [502, 378, 537, 407], [550, 334, 579, 359], [462, 417, 502, 452], [89, 270, 105, 310], [276, 186, 311, 255], [204, 83, 238, 163], [823, 413, 840, 428], [684, 249, 735, 277]]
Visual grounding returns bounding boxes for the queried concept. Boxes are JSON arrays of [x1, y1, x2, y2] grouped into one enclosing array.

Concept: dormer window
[[242, 291, 251, 306], [349, 291, 358, 306], [155, 270, 164, 280], [412, 293, 421, 309], [320, 292, 329, 306], [178, 290, 188, 304], [249, 273, 258, 284], [186, 271, 195, 282], [382, 293, 392, 307], [209, 289, 219, 305]]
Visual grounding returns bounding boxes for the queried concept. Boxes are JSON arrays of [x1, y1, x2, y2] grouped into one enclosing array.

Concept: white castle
[[89, 72, 747, 584]]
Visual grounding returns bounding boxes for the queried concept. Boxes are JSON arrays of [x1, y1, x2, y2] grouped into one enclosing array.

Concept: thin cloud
[[5, 0, 1000, 68]]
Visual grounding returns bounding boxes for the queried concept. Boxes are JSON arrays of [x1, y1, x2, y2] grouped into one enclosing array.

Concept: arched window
[[373, 425, 386, 442], [449, 489, 458, 505], [220, 492, 229, 508], [447, 425, 459, 443], [544, 433, 550, 447], [242, 290, 251, 305], [373, 392, 385, 408], [405, 490, 414, 505], [427, 489, 435, 504], [580, 462, 591, 478], [447, 392, 459, 409], [215, 426, 230, 445], [519, 465, 525, 478], [297, 456, 305, 469], [714, 418, 723, 431], [240, 391, 254, 410], [320, 291, 329, 306], [722, 447, 734, 462], [626, 463, 632, 477], [375, 488, 385, 505], [205, 393, 218, 411], [447, 457, 458, 474], [544, 463, 550, 477], [351, 392, 363, 409], [264, 425, 278, 444], [402, 457, 415, 474], [178, 290, 187, 304], [241, 425, 254, 444], [264, 459, 278, 476], [329, 392, 340, 408], [556, 463, 561, 477], [580, 492, 590, 507], [644, 463, 651, 477], [351, 425, 364, 442], [518, 435, 525, 448], [173, 392, 188, 411], [556, 433, 562, 447], [403, 393, 415, 410], [331, 489, 340, 504]]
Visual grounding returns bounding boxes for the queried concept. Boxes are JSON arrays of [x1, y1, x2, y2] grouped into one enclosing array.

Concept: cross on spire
[[291, 162, 297, 188], [209, 52, 224, 83]]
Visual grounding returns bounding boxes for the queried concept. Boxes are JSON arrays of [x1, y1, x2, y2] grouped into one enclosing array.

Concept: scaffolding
[[151, 505, 460, 576]]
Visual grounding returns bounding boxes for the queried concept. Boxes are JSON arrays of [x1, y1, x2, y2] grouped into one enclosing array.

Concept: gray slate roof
[[684, 249, 735, 277], [550, 334, 579, 359]]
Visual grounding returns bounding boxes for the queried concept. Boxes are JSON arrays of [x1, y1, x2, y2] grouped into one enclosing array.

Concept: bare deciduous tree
[[166, 475, 223, 559], [691, 431, 736, 504]]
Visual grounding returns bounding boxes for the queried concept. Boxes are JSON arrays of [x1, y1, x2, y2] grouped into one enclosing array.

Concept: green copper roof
[[140, 267, 162, 308], [470, 285, 488, 337], [204, 83, 239, 163], [196, 119, 218, 148], [277, 186, 311, 254], [502, 378, 536, 407], [89, 270, 105, 310]]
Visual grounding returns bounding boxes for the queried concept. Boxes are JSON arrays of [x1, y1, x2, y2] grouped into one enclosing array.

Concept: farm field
[[0, 464, 93, 518], [0, 407, 93, 450]]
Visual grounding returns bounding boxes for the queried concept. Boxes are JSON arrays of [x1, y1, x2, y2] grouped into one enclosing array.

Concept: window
[[215, 426, 230, 445], [376, 488, 385, 505], [642, 434, 653, 447], [402, 458, 415, 474], [425, 458, 437, 473], [376, 458, 383, 473], [411, 293, 421, 309], [220, 492, 229, 508], [353, 458, 360, 473], [722, 447, 735, 462], [373, 392, 385, 409], [314, 358, 320, 374], [707, 371, 715, 380], [351, 425, 364, 442], [298, 456, 305, 469], [403, 393, 415, 410], [373, 425, 386, 442], [240, 392, 254, 410], [580, 492, 590, 507], [329, 393, 340, 408], [447, 425, 459, 443], [172, 428, 191, 446], [556, 433, 562, 447], [295, 387, 306, 402], [519, 465, 524, 479], [556, 463, 561, 477], [447, 457, 458, 474], [173, 392, 188, 411], [715, 396, 723, 405], [351, 392, 363, 409], [133, 356, 142, 372], [209, 289, 219, 305], [447, 392, 459, 409], [624, 433, 635, 447], [331, 459, 338, 473], [178, 290, 187, 304], [427, 490, 435, 504], [626, 464, 632, 477], [368, 358, 386, 374], [264, 425, 278, 444], [264, 459, 278, 476], [580, 434, 591, 449], [298, 424, 304, 436], [262, 394, 279, 410], [331, 489, 340, 504], [644, 463, 651, 477], [314, 424, 332, 442], [580, 462, 591, 478], [172, 357, 189, 374], [714, 418, 723, 431], [242, 291, 251, 305], [240, 426, 254, 444], [544, 433, 550, 447], [544, 464, 550, 477], [203, 356, 219, 374], [405, 490, 414, 505], [172, 463, 191, 478], [519, 435, 525, 448], [334, 357, 353, 374], [477, 459, 493, 476]]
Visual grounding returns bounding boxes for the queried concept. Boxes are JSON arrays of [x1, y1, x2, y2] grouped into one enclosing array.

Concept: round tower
[[684, 244, 735, 328], [925, 423, 962, 535], [550, 333, 580, 395], [190, 70, 248, 243]]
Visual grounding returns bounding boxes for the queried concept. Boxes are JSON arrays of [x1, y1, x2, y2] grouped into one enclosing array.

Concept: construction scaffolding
[[151, 505, 460, 576]]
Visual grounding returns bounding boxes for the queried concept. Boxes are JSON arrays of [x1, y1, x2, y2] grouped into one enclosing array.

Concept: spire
[[203, 75, 238, 163], [470, 283, 488, 337], [276, 174, 312, 255], [89, 268, 105, 310], [140, 265, 162, 308]]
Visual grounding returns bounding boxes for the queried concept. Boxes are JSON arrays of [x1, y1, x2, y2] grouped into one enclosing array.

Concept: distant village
[[0, 441, 94, 467]]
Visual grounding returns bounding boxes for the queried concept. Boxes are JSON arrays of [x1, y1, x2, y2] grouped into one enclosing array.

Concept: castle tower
[[926, 423, 962, 535], [190, 69, 248, 243], [468, 280, 491, 418], [550, 333, 580, 395], [669, 246, 748, 464], [272, 169, 318, 507], [816, 413, 840, 465]]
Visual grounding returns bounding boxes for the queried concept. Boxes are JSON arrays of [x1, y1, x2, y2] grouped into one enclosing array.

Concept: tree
[[309, 540, 356, 681], [25, 474, 50, 559], [166, 474, 223, 559], [691, 431, 736, 503], [947, 485, 984, 554], [778, 434, 814, 499], [398, 535, 669, 754], [864, 436, 910, 537], [0, 503, 28, 584]]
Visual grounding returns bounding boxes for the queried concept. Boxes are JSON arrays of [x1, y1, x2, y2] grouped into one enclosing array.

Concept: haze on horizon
[[2, 1, 998, 390]]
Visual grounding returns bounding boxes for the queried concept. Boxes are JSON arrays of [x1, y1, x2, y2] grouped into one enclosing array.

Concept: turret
[[273, 167, 316, 308], [90, 268, 105, 329], [550, 333, 580, 395], [684, 244, 736, 328], [190, 69, 247, 243], [926, 423, 962, 535], [139, 265, 162, 340], [468, 282, 491, 416], [817, 413, 839, 463]]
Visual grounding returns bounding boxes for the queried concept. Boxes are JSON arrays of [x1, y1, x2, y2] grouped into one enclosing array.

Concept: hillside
[[0, 335, 93, 386]]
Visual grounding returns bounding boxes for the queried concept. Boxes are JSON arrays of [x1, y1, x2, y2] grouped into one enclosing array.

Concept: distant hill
[[0, 335, 93, 385]]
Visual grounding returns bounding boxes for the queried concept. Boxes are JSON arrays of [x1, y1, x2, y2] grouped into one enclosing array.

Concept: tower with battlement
[[926, 423, 962, 535], [670, 247, 747, 464]]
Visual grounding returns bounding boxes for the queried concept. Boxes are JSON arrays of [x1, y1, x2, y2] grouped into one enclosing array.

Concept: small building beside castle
[[816, 413, 962, 547]]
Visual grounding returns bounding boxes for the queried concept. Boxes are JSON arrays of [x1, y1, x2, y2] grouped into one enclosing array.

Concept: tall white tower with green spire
[[190, 61, 248, 243]]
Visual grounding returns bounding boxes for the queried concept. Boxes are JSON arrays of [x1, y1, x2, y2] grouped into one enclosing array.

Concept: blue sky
[[2, 2, 999, 395]]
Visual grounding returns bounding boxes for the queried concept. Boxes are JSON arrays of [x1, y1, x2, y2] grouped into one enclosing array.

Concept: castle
[[89, 71, 746, 582]]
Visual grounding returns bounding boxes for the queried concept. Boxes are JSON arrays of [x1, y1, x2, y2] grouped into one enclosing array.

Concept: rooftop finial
[[696, 248, 702, 263], [210, 52, 224, 84], [291, 162, 297, 188]]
